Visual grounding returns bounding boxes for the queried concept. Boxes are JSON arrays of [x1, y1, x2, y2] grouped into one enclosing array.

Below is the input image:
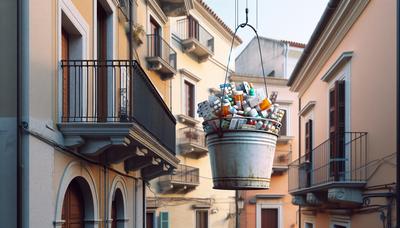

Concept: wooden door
[[111, 200, 117, 228], [150, 17, 161, 57], [97, 3, 108, 122], [188, 16, 199, 39], [62, 29, 69, 120], [146, 212, 154, 228], [62, 180, 84, 228], [261, 209, 278, 228]]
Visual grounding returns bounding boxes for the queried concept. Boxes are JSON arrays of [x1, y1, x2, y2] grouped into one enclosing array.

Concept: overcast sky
[[203, 0, 329, 56]]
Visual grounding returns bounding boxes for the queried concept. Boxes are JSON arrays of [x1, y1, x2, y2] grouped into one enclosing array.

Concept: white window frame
[[277, 105, 290, 136], [195, 209, 209, 228], [58, 0, 90, 122], [330, 215, 351, 228], [303, 215, 315, 228], [325, 60, 352, 180], [256, 203, 282, 228]]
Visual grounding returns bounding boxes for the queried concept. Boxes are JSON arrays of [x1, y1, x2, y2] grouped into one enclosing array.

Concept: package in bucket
[[197, 81, 285, 190]]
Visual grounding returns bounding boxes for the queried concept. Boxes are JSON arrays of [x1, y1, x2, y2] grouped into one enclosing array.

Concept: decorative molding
[[328, 188, 363, 204], [177, 114, 200, 126], [306, 193, 322, 205], [290, 0, 370, 96], [192, 204, 211, 209], [147, 0, 168, 24], [291, 195, 307, 206], [230, 74, 289, 86], [299, 101, 316, 117], [321, 51, 353, 82], [255, 194, 285, 199], [179, 68, 201, 82]]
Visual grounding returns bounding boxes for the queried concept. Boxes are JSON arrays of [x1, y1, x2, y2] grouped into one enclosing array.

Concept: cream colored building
[[288, 0, 396, 227], [232, 37, 303, 228], [145, 1, 242, 227], [0, 0, 197, 227]]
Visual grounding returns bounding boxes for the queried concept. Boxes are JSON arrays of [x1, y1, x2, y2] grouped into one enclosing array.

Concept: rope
[[218, 6, 269, 138]]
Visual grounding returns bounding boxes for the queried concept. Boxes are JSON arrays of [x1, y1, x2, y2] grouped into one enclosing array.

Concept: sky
[[203, 0, 329, 55]]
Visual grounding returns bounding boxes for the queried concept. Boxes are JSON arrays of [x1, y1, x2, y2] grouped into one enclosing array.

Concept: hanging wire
[[218, 5, 269, 137], [256, 0, 259, 30]]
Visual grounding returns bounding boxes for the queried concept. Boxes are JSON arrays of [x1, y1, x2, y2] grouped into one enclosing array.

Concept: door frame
[[58, 0, 89, 123], [256, 203, 282, 228]]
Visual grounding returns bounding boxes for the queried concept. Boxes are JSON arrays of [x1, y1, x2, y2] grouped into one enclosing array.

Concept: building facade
[[288, 0, 396, 227], [145, 1, 243, 228], [0, 0, 196, 227], [232, 37, 303, 228]]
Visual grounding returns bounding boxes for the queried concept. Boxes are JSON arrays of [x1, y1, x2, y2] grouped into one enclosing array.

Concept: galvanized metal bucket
[[206, 130, 278, 190]]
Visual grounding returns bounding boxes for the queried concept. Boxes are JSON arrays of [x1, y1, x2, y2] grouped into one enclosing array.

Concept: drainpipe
[[396, 0, 399, 224], [17, 0, 22, 227], [143, 180, 146, 228], [298, 97, 301, 228]]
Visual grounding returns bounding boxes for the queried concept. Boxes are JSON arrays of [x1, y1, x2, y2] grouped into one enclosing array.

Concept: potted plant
[[124, 22, 145, 46]]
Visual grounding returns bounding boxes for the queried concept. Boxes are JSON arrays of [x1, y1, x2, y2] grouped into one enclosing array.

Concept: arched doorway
[[62, 178, 85, 228], [111, 188, 125, 228]]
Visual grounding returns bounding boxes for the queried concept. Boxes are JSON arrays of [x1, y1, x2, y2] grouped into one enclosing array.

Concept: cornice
[[290, 0, 370, 96], [147, 0, 168, 24]]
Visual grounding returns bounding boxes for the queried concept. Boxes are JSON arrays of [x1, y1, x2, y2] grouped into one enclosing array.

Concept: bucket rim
[[205, 129, 279, 138]]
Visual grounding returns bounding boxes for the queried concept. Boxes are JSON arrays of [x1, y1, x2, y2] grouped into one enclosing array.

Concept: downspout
[[17, 0, 22, 227], [298, 97, 301, 228], [396, 0, 400, 224], [143, 180, 146, 228], [129, 0, 133, 62]]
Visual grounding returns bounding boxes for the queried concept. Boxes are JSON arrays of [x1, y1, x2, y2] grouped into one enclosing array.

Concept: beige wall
[[147, 3, 241, 227], [295, 0, 396, 227]]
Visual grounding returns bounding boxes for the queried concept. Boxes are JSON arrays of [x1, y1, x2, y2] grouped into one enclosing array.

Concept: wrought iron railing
[[60, 60, 176, 153], [160, 164, 200, 185], [178, 127, 206, 148], [288, 132, 368, 192], [147, 34, 177, 69], [175, 18, 214, 53]]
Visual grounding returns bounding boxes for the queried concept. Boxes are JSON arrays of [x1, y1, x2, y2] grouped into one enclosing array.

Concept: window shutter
[[280, 110, 287, 136], [159, 212, 169, 228], [329, 80, 345, 180], [305, 119, 312, 187]]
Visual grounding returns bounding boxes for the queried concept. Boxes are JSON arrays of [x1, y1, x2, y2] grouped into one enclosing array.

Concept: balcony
[[58, 60, 179, 180], [157, 0, 194, 17], [178, 127, 208, 158], [158, 164, 200, 193], [175, 18, 214, 62], [288, 132, 368, 207], [272, 150, 291, 174], [146, 34, 177, 79]]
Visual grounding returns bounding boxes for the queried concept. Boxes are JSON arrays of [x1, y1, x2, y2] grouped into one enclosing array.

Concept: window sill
[[177, 114, 200, 126]]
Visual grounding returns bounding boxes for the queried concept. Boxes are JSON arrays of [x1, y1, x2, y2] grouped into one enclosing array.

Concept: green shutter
[[159, 212, 169, 228]]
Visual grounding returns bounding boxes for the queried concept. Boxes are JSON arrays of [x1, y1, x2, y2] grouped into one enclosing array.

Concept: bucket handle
[[218, 7, 269, 138]]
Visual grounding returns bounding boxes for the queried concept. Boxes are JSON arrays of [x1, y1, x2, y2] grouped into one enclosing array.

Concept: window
[[329, 80, 345, 181], [280, 109, 287, 136], [183, 80, 195, 117], [159, 212, 169, 228], [196, 210, 208, 228], [305, 222, 314, 228], [305, 119, 313, 187], [261, 209, 278, 228], [146, 211, 155, 228]]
